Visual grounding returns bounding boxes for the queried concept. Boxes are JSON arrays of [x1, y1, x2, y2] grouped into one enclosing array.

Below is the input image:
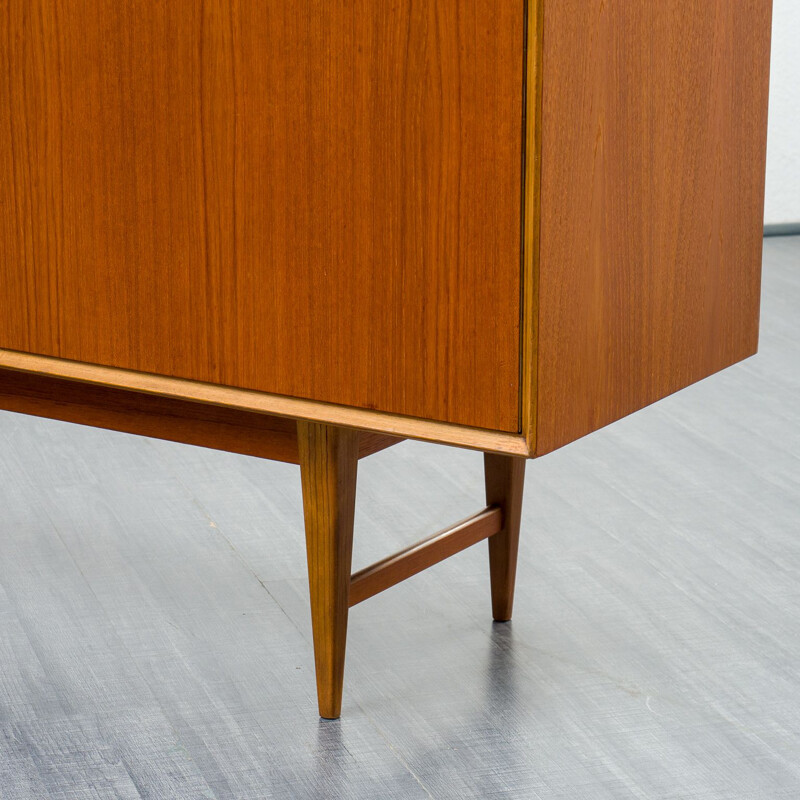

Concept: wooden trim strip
[[0, 367, 400, 464], [0, 349, 531, 456], [520, 0, 545, 453], [348, 506, 503, 607]]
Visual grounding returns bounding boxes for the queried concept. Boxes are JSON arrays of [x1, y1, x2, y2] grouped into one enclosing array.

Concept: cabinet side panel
[[535, 0, 772, 454], [0, 1, 524, 433]]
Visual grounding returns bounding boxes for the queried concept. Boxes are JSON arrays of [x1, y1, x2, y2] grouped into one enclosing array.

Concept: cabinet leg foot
[[484, 453, 526, 621], [298, 422, 359, 719]]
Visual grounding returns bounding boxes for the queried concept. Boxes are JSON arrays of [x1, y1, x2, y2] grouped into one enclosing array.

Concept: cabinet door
[[0, 1, 524, 433]]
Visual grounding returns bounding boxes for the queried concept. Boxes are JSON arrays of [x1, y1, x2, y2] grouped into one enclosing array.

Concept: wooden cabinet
[[0, 1, 773, 717]]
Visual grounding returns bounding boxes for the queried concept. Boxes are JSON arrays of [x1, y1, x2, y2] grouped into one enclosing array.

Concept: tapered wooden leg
[[484, 453, 526, 621], [298, 422, 359, 719]]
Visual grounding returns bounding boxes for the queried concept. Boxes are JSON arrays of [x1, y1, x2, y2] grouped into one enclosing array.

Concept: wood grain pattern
[[298, 422, 359, 719], [0, 369, 399, 463], [533, 0, 773, 455], [0, 349, 531, 456], [484, 453, 526, 621], [0, 0, 524, 432], [348, 506, 502, 607]]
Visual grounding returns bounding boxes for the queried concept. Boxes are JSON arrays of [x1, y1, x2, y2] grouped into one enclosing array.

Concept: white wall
[[764, 0, 800, 226]]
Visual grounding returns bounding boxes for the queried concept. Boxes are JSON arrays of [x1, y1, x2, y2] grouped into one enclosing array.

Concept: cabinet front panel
[[0, 1, 524, 432]]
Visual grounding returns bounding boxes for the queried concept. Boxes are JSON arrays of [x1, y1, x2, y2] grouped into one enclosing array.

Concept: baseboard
[[764, 223, 800, 237]]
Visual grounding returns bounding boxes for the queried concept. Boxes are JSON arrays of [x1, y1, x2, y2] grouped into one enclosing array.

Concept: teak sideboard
[[0, 1, 773, 718]]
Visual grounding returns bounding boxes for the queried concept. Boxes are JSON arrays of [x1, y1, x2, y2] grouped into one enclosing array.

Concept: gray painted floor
[[1, 236, 799, 799]]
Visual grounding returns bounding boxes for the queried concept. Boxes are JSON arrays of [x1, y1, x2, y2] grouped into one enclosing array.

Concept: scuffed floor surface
[[1, 236, 799, 798]]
